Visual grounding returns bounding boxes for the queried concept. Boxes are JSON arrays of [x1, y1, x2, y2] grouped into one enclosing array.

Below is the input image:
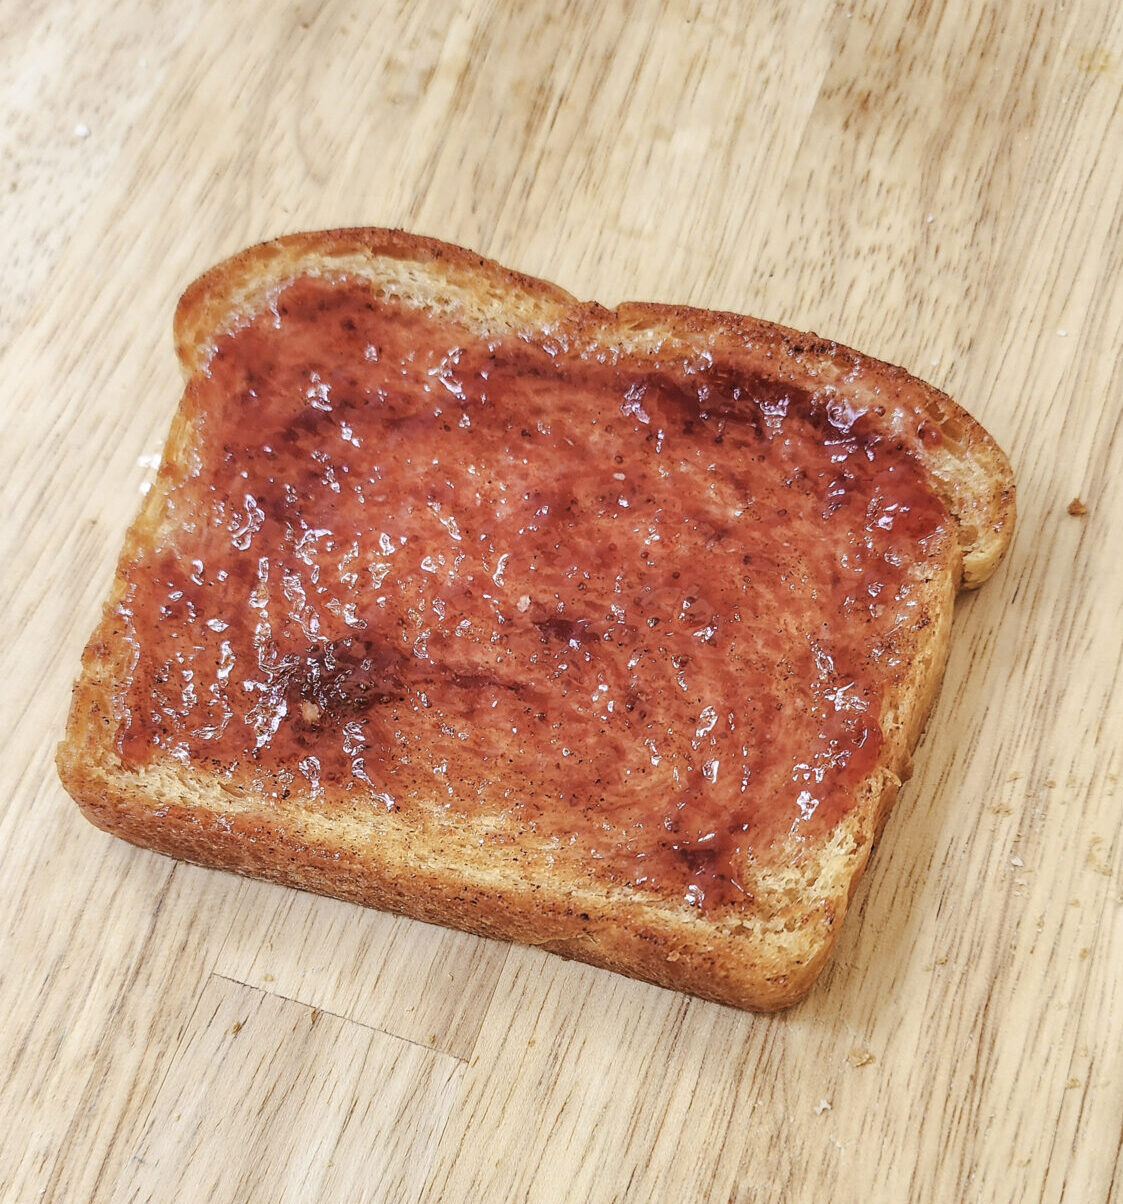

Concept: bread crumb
[[1079, 947, 1090, 959], [74, 122, 91, 139], [263, 973, 275, 983], [517, 594, 531, 613], [230, 1020, 243, 1034], [815, 1098, 832, 1114], [1067, 497, 1088, 516], [301, 700, 322, 723], [1066, 1077, 1081, 1088], [1011, 855, 1024, 867], [847, 1047, 875, 1067]]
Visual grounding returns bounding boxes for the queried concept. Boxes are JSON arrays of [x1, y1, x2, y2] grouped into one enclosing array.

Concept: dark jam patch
[[116, 277, 948, 908]]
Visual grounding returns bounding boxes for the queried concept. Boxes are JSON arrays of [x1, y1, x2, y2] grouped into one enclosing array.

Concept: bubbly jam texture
[[116, 276, 949, 908]]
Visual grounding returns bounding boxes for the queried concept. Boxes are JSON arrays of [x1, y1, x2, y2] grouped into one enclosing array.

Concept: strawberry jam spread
[[116, 276, 949, 908]]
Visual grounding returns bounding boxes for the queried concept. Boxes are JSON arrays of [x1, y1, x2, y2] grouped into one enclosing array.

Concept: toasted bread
[[57, 229, 1014, 1010]]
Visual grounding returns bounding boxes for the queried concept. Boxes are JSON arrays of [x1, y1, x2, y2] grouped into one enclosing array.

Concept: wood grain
[[110, 975, 462, 1203], [2, 1, 1120, 1200]]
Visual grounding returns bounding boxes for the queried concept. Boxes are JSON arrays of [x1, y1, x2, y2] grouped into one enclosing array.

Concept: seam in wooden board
[[1092, 658, 1123, 751], [209, 971, 470, 1067], [207, 871, 514, 1062], [913, 795, 1113, 1202], [1105, 1118, 1123, 1204], [104, 957, 469, 1188], [48, 863, 179, 1202], [1050, 1071, 1115, 1204], [1036, 809, 1123, 1195], [1044, 1051, 1103, 1200]]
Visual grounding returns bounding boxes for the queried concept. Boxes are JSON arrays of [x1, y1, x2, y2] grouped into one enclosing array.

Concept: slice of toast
[[57, 229, 1014, 1010]]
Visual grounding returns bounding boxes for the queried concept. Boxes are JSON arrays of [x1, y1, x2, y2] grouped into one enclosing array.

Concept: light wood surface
[[2, 2, 1120, 1200]]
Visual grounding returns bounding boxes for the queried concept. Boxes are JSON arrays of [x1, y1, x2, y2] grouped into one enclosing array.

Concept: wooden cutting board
[[2, 2, 1120, 1200]]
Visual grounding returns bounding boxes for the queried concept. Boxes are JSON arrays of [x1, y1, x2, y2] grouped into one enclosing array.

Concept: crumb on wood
[[847, 1047, 875, 1068], [815, 1098, 832, 1114], [1067, 497, 1089, 516], [1087, 837, 1112, 876], [230, 1020, 244, 1035]]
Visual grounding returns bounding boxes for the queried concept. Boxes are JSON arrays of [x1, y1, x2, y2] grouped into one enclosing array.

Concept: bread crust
[[57, 228, 1014, 1011]]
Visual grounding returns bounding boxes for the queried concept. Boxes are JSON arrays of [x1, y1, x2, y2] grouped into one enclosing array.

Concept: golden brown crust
[[173, 228, 578, 378], [57, 228, 1014, 1011]]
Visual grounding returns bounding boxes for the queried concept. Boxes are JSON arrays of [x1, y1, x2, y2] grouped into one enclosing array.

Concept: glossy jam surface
[[116, 277, 948, 908]]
